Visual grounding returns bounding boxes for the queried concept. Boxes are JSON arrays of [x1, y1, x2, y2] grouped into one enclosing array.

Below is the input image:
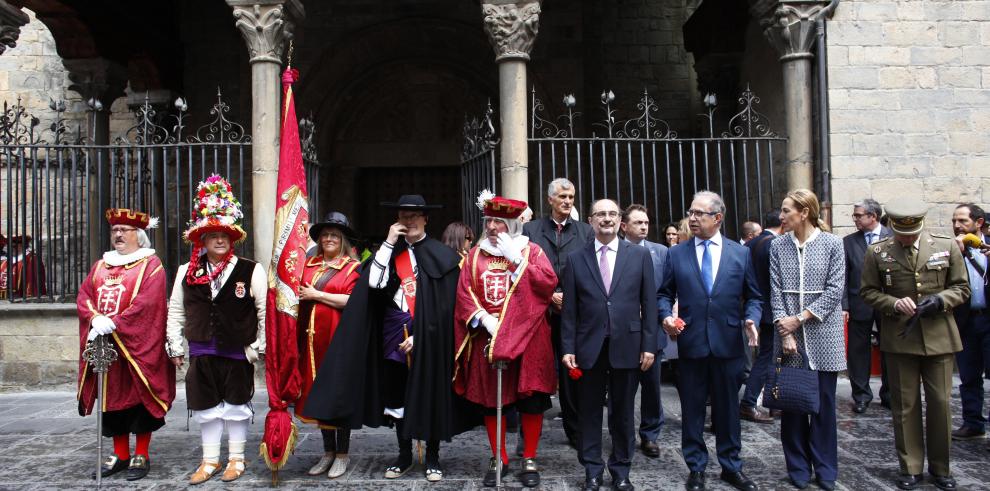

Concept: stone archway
[[297, 17, 497, 239]]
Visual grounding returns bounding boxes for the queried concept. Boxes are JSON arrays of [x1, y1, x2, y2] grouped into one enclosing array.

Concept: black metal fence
[[1, 91, 321, 303], [528, 86, 786, 242], [459, 101, 499, 235]]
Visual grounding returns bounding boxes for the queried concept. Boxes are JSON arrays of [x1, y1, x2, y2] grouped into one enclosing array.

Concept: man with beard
[[303, 194, 469, 483], [522, 178, 593, 447], [77, 208, 175, 481], [454, 191, 557, 487]]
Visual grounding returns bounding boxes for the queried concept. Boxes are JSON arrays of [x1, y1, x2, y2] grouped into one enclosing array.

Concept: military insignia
[[928, 251, 950, 260], [873, 245, 882, 253], [234, 281, 246, 298], [96, 275, 126, 316]]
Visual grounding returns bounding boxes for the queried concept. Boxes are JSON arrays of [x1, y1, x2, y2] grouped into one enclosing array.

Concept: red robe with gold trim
[[76, 254, 175, 418], [295, 255, 361, 423], [453, 242, 557, 408]]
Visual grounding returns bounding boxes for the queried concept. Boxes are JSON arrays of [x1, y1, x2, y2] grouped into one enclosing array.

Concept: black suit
[[843, 226, 892, 405], [561, 239, 658, 480], [523, 216, 593, 441]]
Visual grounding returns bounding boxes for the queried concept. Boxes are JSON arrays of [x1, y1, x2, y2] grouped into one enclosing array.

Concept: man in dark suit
[[620, 204, 668, 458], [950, 203, 990, 441], [843, 198, 892, 413], [562, 198, 658, 491], [739, 208, 785, 424], [523, 177, 594, 447], [658, 191, 761, 491]]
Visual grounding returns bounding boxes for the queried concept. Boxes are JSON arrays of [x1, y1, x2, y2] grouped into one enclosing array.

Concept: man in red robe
[[454, 191, 557, 488], [8, 235, 46, 298], [77, 208, 175, 482]]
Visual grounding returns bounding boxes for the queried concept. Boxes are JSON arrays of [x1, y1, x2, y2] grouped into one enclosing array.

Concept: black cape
[[301, 237, 479, 441]]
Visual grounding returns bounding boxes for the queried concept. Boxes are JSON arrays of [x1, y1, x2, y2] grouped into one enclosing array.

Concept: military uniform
[[860, 202, 969, 487]]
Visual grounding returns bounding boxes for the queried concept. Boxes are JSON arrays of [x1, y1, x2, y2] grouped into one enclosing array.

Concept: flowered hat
[[183, 174, 246, 245]]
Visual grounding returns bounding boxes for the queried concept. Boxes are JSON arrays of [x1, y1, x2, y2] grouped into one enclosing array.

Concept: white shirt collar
[[552, 216, 568, 227], [103, 248, 156, 267], [867, 223, 883, 236], [789, 227, 821, 248], [594, 236, 620, 252], [694, 231, 722, 247]]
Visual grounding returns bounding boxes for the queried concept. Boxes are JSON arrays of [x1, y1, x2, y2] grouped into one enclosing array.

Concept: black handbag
[[762, 350, 820, 415]]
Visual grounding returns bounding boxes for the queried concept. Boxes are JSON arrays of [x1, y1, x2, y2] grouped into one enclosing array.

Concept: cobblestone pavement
[[0, 375, 987, 490]]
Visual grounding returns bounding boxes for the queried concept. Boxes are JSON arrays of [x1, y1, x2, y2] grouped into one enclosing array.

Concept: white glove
[[88, 315, 116, 341], [481, 314, 499, 337], [496, 233, 523, 265]]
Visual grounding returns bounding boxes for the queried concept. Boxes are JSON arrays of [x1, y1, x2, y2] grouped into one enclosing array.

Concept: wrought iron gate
[[1, 90, 321, 302], [459, 86, 785, 242], [459, 101, 499, 235]]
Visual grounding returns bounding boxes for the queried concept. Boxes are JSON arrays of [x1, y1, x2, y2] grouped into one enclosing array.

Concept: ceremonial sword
[[82, 334, 118, 488]]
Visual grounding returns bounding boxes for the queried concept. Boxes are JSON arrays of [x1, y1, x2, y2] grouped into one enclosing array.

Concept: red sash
[[394, 249, 417, 317]]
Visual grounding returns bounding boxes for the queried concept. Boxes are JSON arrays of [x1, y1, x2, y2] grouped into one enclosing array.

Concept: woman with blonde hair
[[769, 189, 846, 490], [295, 212, 362, 479]]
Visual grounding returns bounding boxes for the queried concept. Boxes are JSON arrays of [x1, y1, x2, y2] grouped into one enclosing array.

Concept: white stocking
[[200, 418, 224, 463], [226, 418, 249, 460]]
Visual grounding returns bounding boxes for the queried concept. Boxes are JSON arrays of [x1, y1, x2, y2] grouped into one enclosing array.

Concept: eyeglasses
[[110, 227, 138, 234], [686, 209, 718, 218], [591, 211, 620, 219]]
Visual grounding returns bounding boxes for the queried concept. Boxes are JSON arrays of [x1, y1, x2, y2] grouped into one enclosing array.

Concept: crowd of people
[[73, 174, 987, 491]]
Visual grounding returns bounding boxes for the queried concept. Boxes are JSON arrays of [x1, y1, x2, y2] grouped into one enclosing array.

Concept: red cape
[[453, 242, 557, 408], [77, 255, 175, 418]]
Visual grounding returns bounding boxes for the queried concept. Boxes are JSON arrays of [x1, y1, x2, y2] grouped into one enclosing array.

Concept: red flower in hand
[[674, 318, 686, 329], [568, 367, 583, 380]]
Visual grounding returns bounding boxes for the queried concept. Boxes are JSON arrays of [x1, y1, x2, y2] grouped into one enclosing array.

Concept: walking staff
[[82, 335, 118, 487]]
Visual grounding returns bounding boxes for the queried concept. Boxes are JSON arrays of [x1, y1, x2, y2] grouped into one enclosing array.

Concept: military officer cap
[[885, 199, 929, 235]]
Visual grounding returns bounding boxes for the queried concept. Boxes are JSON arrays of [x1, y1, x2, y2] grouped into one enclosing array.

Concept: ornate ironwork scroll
[[721, 85, 777, 138], [461, 100, 499, 161]]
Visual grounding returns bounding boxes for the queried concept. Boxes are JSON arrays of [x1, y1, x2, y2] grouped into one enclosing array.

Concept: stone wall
[[827, 0, 990, 236], [0, 304, 78, 389]]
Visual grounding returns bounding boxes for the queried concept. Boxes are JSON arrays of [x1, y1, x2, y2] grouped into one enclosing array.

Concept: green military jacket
[[860, 231, 969, 356]]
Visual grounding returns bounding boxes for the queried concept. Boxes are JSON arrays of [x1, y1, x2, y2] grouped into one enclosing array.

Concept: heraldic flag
[[260, 66, 307, 484]]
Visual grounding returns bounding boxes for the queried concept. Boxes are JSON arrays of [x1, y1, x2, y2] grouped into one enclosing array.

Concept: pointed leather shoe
[[614, 477, 635, 491], [583, 474, 603, 491], [931, 474, 957, 490], [720, 470, 758, 491], [641, 440, 660, 458], [518, 457, 540, 488]]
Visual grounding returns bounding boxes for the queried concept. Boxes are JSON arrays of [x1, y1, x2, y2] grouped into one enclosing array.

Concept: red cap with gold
[[106, 208, 157, 230], [476, 189, 527, 220]]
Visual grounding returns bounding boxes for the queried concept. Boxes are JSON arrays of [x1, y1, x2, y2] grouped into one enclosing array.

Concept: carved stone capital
[[226, 0, 304, 64], [0, 1, 29, 56], [757, 1, 834, 62], [481, 0, 541, 62], [63, 57, 128, 103]]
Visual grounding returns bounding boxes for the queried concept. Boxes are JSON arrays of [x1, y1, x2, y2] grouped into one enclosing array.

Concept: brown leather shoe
[[951, 426, 986, 441], [770, 409, 783, 418], [740, 406, 773, 424], [188, 460, 220, 485], [220, 458, 246, 482]]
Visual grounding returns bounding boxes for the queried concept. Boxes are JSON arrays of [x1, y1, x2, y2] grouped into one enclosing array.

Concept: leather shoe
[[951, 425, 986, 440], [815, 476, 835, 490], [686, 471, 706, 490], [931, 474, 957, 490], [740, 406, 773, 424], [720, 470, 758, 491], [790, 477, 809, 489], [92, 454, 129, 479], [770, 409, 783, 418], [852, 401, 868, 414], [641, 439, 660, 458], [614, 477, 635, 491], [895, 474, 922, 490], [126, 454, 150, 481], [517, 458, 540, 488], [482, 458, 510, 488], [583, 474, 603, 491]]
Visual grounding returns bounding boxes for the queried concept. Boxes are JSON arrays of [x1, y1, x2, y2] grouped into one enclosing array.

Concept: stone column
[[64, 58, 127, 260], [226, 0, 303, 267], [757, 0, 833, 192], [0, 1, 28, 56], [481, 0, 541, 202]]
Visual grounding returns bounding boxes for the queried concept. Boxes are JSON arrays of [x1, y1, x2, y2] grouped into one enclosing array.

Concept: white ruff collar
[[478, 235, 530, 256], [103, 248, 156, 266]]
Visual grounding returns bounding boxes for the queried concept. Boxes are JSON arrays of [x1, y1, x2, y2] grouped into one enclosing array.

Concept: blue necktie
[[866, 232, 876, 245], [701, 240, 713, 295]]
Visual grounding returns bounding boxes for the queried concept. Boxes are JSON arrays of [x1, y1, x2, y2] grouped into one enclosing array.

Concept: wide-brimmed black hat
[[309, 211, 357, 243], [380, 194, 443, 211]]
